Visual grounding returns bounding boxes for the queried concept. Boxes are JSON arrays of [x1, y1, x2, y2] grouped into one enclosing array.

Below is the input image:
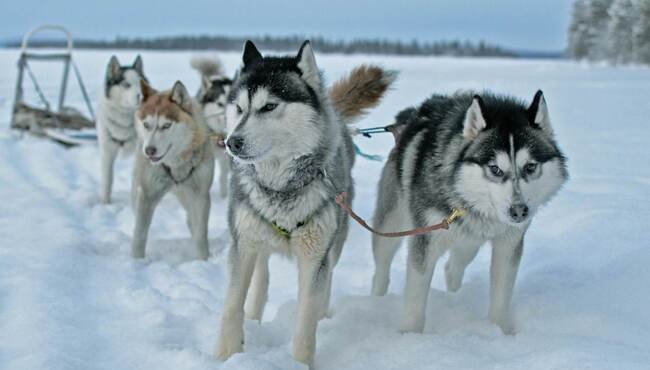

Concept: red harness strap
[[335, 192, 464, 238]]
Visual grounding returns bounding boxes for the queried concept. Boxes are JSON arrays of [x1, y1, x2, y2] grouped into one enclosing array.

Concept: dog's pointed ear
[[528, 90, 553, 135], [296, 40, 321, 88], [133, 55, 144, 75], [107, 55, 121, 79], [463, 95, 488, 140], [242, 40, 262, 69], [140, 79, 156, 102], [170, 81, 192, 112]]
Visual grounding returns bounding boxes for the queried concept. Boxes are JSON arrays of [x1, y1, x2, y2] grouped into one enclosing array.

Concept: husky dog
[[216, 40, 395, 366], [371, 91, 568, 334], [191, 57, 233, 198], [97, 55, 147, 204], [131, 80, 215, 260]]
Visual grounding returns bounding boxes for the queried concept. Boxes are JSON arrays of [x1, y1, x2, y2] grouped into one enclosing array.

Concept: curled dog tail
[[190, 56, 224, 78], [329, 65, 397, 124]]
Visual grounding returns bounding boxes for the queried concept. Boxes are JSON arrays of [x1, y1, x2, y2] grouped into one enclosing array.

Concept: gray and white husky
[[216, 40, 395, 366], [131, 80, 214, 260], [371, 91, 568, 334], [191, 56, 233, 198], [97, 55, 146, 204]]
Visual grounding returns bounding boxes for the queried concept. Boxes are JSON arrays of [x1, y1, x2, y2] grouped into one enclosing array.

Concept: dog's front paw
[[490, 315, 516, 335], [197, 248, 209, 261], [215, 335, 244, 361], [371, 274, 390, 296], [131, 248, 145, 259], [399, 315, 425, 334], [292, 334, 315, 367]]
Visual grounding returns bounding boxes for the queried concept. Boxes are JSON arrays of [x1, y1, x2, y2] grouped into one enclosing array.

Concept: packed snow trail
[[0, 50, 649, 369]]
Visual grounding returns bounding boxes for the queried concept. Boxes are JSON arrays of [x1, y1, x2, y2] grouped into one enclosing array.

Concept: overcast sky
[[0, 0, 572, 52]]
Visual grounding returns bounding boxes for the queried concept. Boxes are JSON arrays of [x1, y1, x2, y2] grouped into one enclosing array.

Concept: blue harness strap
[[353, 142, 383, 162]]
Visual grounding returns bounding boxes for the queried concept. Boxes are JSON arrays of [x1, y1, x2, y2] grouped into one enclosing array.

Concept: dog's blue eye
[[143, 122, 151, 130], [162, 122, 172, 130], [260, 103, 278, 113], [236, 105, 243, 114], [489, 165, 504, 177], [524, 163, 538, 174]]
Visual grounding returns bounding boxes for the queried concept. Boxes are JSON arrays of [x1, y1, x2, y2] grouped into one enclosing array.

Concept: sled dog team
[[97, 41, 568, 367]]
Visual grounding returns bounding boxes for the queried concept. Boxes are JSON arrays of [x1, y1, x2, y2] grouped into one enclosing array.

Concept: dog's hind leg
[[445, 242, 482, 293], [372, 232, 404, 296], [371, 161, 406, 296], [371, 204, 406, 296], [187, 189, 211, 260], [245, 253, 269, 322], [488, 233, 524, 334], [216, 150, 230, 199], [216, 245, 257, 360], [400, 234, 440, 333], [100, 139, 119, 204]]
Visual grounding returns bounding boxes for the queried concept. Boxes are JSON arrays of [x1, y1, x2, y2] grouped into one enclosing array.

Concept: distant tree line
[[568, 0, 650, 64], [6, 34, 518, 57]]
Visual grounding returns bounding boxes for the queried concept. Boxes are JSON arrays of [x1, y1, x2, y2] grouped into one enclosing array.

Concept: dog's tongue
[[210, 133, 226, 149]]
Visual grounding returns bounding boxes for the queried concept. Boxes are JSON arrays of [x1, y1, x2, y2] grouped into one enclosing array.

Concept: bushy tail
[[190, 56, 224, 78], [329, 65, 397, 124]]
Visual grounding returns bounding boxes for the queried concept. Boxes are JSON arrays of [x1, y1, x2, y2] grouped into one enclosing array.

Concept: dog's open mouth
[[147, 144, 172, 163]]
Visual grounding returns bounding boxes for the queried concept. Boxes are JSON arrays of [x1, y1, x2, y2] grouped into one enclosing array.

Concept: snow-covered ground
[[1, 49, 649, 370]]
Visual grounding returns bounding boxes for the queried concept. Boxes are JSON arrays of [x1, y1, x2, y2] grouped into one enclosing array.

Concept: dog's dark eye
[[524, 162, 538, 175], [260, 103, 278, 113], [217, 102, 224, 108], [121, 81, 131, 88], [236, 105, 243, 114], [161, 122, 172, 130], [143, 121, 151, 130], [489, 165, 504, 177]]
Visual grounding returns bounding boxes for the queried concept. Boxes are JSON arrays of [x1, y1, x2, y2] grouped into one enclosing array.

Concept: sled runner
[[11, 25, 97, 146]]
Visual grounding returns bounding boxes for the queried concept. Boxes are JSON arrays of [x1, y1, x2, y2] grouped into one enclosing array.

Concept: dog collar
[[160, 145, 204, 185], [271, 220, 307, 239]]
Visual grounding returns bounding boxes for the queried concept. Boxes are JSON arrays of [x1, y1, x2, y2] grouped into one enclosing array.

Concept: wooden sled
[[10, 25, 97, 146]]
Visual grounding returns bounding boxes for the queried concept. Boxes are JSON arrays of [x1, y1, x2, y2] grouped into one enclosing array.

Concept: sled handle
[[21, 25, 73, 54]]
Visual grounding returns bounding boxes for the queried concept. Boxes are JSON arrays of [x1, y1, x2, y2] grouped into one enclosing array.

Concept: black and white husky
[[216, 40, 395, 366], [371, 91, 568, 334], [97, 55, 146, 204], [191, 57, 233, 198]]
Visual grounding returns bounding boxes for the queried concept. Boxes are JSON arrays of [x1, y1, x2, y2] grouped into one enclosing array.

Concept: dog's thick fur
[[131, 80, 215, 260], [97, 55, 146, 203], [191, 56, 233, 198], [216, 40, 395, 366], [371, 91, 568, 334]]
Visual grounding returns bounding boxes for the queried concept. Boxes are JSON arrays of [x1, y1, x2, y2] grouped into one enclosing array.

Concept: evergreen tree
[[606, 0, 638, 64], [568, 0, 593, 59], [586, 0, 615, 60], [633, 0, 650, 63]]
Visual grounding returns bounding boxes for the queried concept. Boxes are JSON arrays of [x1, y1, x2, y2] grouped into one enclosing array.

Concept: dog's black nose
[[145, 146, 157, 157], [226, 136, 244, 154], [509, 204, 529, 223]]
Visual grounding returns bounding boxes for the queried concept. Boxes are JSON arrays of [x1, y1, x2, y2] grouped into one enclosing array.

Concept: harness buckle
[[445, 209, 466, 225]]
